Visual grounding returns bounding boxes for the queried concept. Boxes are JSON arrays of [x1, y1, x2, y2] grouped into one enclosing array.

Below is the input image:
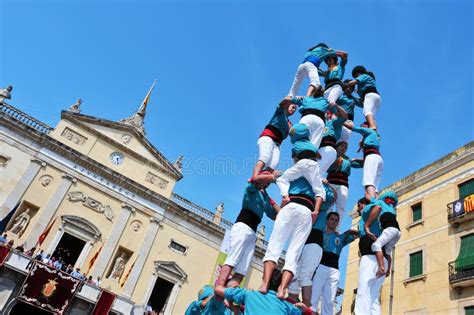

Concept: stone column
[[91, 203, 134, 278], [25, 173, 76, 247], [75, 240, 94, 269], [0, 158, 45, 219], [122, 217, 161, 297], [164, 282, 183, 315]]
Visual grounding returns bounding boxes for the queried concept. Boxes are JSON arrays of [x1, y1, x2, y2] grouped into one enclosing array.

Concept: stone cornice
[[61, 111, 183, 180], [382, 141, 474, 197]]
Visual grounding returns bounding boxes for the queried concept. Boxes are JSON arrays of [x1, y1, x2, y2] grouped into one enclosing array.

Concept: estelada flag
[[87, 243, 103, 274], [120, 256, 136, 287], [37, 217, 56, 246]]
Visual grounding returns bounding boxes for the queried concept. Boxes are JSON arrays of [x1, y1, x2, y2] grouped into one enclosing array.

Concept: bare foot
[[258, 284, 268, 294], [376, 267, 386, 278], [276, 285, 287, 300]]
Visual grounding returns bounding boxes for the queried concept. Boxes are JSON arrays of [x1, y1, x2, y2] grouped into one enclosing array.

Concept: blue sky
[[1, 0, 473, 295]]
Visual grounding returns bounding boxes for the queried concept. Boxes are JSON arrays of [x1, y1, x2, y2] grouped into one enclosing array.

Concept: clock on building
[[110, 152, 124, 165]]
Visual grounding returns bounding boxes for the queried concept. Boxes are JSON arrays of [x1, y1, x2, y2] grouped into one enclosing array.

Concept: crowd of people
[[0, 235, 102, 286], [186, 42, 401, 315]]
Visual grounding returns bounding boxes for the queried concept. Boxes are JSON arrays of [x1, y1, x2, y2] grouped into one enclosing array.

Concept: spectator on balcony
[[93, 276, 102, 286], [71, 267, 84, 279], [42, 253, 51, 264], [65, 264, 74, 274], [54, 257, 63, 269], [25, 246, 36, 256], [14, 243, 25, 253], [27, 249, 44, 269], [5, 240, 14, 249], [0, 233, 7, 245]]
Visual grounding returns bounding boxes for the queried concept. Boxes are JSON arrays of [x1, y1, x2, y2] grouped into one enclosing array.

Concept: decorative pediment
[[154, 261, 187, 281], [61, 215, 101, 238], [60, 111, 182, 181]]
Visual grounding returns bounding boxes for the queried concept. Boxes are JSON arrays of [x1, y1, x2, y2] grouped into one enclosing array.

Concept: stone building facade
[[342, 142, 474, 315], [0, 93, 270, 314]]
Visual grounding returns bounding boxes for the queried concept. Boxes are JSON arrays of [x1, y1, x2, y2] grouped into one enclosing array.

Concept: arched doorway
[[46, 215, 101, 269]]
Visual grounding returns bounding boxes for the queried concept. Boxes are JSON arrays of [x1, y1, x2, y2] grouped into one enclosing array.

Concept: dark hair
[[326, 55, 338, 64], [268, 269, 282, 292], [311, 85, 324, 97], [326, 212, 340, 221], [358, 197, 369, 205], [308, 42, 329, 51], [336, 141, 348, 148], [352, 65, 376, 80]]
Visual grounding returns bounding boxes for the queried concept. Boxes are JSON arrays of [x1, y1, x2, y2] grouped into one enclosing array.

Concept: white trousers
[[299, 114, 325, 149], [276, 158, 325, 200], [371, 227, 401, 257], [363, 93, 381, 117], [257, 136, 280, 170], [288, 61, 321, 97], [354, 255, 387, 315], [339, 123, 352, 143], [288, 243, 323, 294], [324, 85, 343, 105], [263, 203, 312, 274], [311, 264, 340, 315], [363, 154, 384, 191], [317, 146, 337, 176], [333, 184, 349, 228], [224, 222, 257, 275]]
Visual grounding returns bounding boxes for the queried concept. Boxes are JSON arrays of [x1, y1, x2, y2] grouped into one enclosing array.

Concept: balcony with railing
[[0, 102, 54, 134], [449, 260, 474, 289], [447, 194, 474, 226]]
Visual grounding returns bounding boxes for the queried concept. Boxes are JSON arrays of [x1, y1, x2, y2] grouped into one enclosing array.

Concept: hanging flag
[[36, 217, 56, 247], [120, 255, 137, 288], [139, 80, 157, 113], [0, 202, 20, 233], [86, 243, 103, 274]]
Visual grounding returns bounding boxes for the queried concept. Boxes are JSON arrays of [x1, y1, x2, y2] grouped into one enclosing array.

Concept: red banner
[[17, 261, 81, 314], [0, 245, 10, 266], [92, 290, 116, 315]]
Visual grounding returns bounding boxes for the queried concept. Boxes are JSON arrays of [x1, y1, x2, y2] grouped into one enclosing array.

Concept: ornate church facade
[[0, 86, 268, 314]]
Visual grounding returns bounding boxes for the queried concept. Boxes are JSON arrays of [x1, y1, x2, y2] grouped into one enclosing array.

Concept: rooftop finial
[[69, 99, 82, 113], [173, 155, 184, 172], [0, 85, 13, 105], [119, 80, 157, 135], [138, 79, 157, 116]]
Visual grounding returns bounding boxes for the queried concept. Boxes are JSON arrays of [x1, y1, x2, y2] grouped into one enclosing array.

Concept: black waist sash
[[319, 135, 337, 149], [380, 212, 400, 230], [361, 86, 379, 100], [320, 251, 340, 269], [327, 171, 349, 188], [289, 194, 315, 211], [359, 235, 387, 257], [301, 108, 326, 123], [305, 228, 323, 247], [325, 78, 343, 89], [296, 150, 318, 161], [363, 146, 381, 159], [235, 209, 261, 232]]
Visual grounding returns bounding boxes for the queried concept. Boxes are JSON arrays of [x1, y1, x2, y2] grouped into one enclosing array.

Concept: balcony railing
[[0, 102, 54, 134], [447, 194, 474, 223], [448, 260, 474, 284], [171, 193, 233, 230]]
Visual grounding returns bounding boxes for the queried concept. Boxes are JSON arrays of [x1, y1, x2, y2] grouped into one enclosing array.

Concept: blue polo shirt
[[355, 74, 377, 98], [242, 183, 276, 220], [351, 126, 380, 149], [292, 96, 329, 114], [224, 288, 302, 315]]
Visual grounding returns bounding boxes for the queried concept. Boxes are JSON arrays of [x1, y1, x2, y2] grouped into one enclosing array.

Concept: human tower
[[186, 43, 402, 315]]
